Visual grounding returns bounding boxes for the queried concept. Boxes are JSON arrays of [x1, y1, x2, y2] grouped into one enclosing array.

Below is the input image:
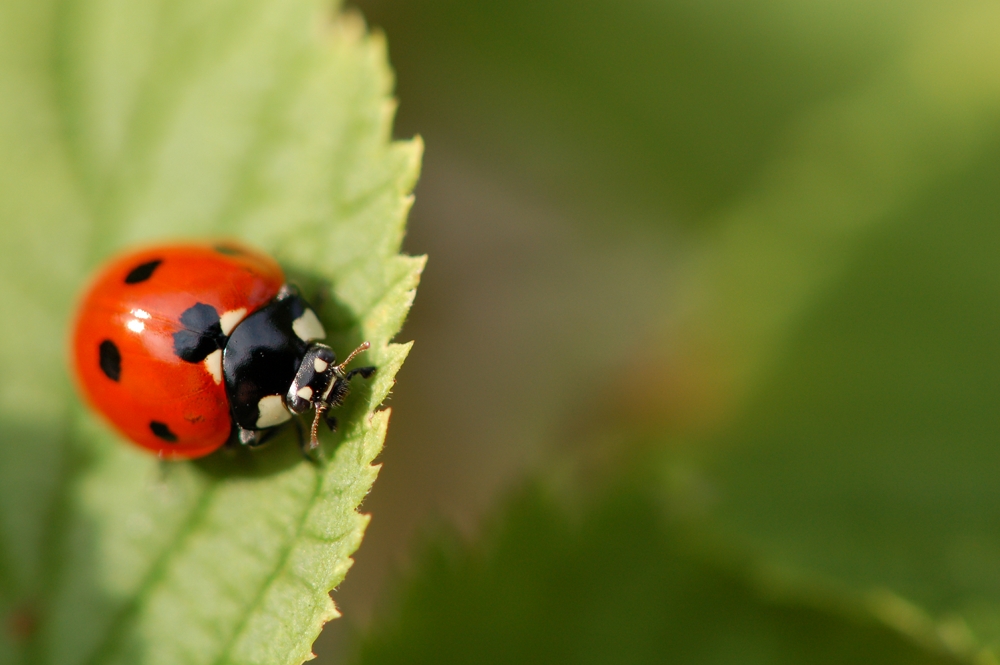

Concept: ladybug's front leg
[[345, 366, 376, 381], [302, 404, 328, 460], [224, 424, 265, 451], [291, 417, 322, 462], [295, 409, 335, 460], [234, 424, 282, 449]]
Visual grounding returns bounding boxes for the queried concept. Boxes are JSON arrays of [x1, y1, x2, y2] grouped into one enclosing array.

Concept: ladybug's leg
[[247, 427, 284, 448], [235, 425, 260, 447], [294, 405, 329, 461], [306, 403, 328, 455], [235, 424, 283, 449], [324, 413, 338, 432], [275, 283, 299, 301], [345, 366, 376, 381]]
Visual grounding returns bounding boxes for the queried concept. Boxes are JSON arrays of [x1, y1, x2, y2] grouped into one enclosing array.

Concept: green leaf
[[0, 1, 420, 664], [675, 1, 1000, 412], [630, 4, 1000, 656], [660, 139, 1000, 657], [353, 485, 970, 665], [361, 0, 943, 226]]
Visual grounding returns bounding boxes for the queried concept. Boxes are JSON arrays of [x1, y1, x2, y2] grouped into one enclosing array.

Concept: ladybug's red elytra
[[71, 242, 375, 460]]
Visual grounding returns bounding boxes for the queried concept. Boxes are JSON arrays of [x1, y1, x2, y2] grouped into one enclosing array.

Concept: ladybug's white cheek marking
[[204, 349, 223, 384], [292, 309, 325, 342], [256, 394, 292, 428], [314, 358, 328, 373], [296, 386, 313, 401], [219, 308, 248, 336], [322, 378, 337, 401]]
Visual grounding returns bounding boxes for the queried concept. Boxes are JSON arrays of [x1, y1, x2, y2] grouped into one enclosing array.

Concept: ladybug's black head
[[286, 341, 376, 448], [286, 344, 337, 414]]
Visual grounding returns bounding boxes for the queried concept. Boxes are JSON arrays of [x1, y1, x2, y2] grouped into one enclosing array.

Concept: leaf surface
[[0, 1, 420, 663]]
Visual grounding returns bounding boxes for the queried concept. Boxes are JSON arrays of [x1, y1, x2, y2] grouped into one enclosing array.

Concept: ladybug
[[71, 242, 375, 460]]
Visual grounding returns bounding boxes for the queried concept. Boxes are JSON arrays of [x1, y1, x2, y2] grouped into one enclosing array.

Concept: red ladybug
[[71, 242, 374, 460]]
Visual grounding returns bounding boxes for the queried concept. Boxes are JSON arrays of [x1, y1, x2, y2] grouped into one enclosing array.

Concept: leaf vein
[[209, 467, 326, 665]]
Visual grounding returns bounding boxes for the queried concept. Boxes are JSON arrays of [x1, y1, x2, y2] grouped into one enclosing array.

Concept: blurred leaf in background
[[324, 0, 1000, 663], [0, 1, 419, 663], [336, 1, 944, 590], [662, 139, 1000, 650], [362, 0, 919, 222], [354, 484, 972, 665]]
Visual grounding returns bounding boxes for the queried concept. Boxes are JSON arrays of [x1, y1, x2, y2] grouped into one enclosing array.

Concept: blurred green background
[[311, 0, 1000, 663]]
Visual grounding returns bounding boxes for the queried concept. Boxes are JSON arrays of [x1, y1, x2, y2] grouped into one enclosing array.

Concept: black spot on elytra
[[173, 303, 226, 363], [124, 259, 162, 284], [98, 340, 121, 381], [150, 421, 178, 442], [214, 244, 243, 256]]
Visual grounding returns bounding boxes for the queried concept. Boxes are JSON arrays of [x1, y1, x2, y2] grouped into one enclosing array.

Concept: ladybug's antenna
[[309, 403, 328, 453], [333, 341, 371, 378], [308, 341, 372, 452]]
